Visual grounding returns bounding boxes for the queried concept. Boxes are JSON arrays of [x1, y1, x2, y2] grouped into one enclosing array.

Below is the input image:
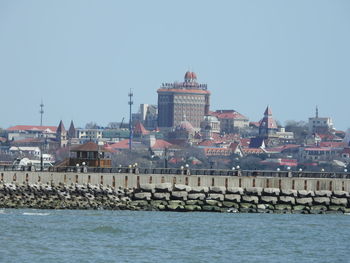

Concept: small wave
[[0, 210, 5, 214], [91, 225, 123, 234], [23, 212, 50, 216]]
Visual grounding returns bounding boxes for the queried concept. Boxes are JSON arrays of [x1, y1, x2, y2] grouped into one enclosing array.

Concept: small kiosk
[[69, 141, 112, 168]]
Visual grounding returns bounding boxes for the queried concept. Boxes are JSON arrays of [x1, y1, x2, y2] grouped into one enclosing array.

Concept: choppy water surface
[[0, 209, 349, 263]]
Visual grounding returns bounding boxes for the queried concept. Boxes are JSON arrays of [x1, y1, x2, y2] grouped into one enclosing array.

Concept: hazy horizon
[[0, 1, 349, 130]]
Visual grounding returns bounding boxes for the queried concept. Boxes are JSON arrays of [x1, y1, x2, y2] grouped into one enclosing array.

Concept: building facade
[[157, 71, 210, 129], [308, 107, 334, 134], [211, 110, 249, 134]]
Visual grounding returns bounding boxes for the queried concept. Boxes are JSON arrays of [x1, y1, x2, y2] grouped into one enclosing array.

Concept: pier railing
[[0, 165, 349, 179]]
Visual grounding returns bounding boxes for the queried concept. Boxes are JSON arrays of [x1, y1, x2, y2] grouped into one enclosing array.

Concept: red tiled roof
[[203, 147, 233, 156], [317, 133, 342, 142], [151, 139, 173, 149], [168, 156, 184, 164], [267, 144, 301, 153], [134, 121, 149, 135], [71, 141, 111, 152], [264, 106, 273, 116], [342, 148, 350, 154], [239, 138, 251, 147], [304, 147, 333, 152], [319, 142, 347, 148], [7, 125, 57, 133], [11, 138, 42, 144], [242, 148, 265, 154], [198, 140, 215, 147], [249, 122, 260, 128], [211, 133, 240, 142], [211, 110, 248, 120], [110, 139, 130, 150]]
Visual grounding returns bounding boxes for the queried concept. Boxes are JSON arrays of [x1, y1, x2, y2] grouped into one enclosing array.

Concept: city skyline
[[0, 1, 349, 130]]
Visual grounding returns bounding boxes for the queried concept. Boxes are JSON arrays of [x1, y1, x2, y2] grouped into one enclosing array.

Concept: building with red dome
[[157, 71, 210, 129]]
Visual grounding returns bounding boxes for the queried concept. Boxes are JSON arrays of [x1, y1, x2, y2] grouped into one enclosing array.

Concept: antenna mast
[[128, 90, 133, 150], [39, 100, 44, 126]]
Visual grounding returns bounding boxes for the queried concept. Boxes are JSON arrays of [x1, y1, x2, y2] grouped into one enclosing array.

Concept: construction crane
[[120, 117, 125, 129]]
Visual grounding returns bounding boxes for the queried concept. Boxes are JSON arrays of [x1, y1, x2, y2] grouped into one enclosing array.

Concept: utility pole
[[128, 90, 133, 150], [39, 100, 44, 126]]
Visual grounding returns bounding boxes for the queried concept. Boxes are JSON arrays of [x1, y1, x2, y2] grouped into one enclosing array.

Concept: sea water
[[0, 209, 349, 263]]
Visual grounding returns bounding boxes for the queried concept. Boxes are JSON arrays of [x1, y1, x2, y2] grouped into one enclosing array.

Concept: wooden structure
[[69, 141, 112, 168]]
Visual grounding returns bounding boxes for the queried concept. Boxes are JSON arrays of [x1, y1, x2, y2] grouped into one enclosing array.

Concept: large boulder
[[296, 197, 313, 206], [186, 200, 204, 206], [298, 190, 315, 198], [171, 191, 188, 200], [134, 192, 152, 200], [222, 201, 239, 208], [205, 200, 222, 206], [187, 193, 206, 200], [313, 197, 330, 205], [240, 203, 256, 209], [242, 195, 259, 204], [226, 187, 244, 195], [279, 196, 295, 205], [190, 186, 209, 194], [139, 184, 156, 193], [330, 198, 348, 206], [209, 186, 226, 194], [333, 191, 349, 198], [207, 193, 224, 201], [263, 188, 280, 196], [155, 183, 172, 192], [184, 205, 201, 211], [224, 194, 241, 202], [280, 189, 298, 197], [315, 190, 332, 197], [173, 184, 191, 192], [168, 200, 185, 206], [153, 192, 170, 201], [245, 187, 263, 196], [275, 204, 292, 211], [260, 196, 278, 205]]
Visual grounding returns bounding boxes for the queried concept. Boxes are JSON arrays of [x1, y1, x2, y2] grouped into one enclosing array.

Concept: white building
[[308, 107, 334, 134], [9, 146, 41, 158], [77, 129, 103, 140]]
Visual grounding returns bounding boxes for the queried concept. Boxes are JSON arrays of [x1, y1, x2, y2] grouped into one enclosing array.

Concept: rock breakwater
[[1, 182, 349, 214]]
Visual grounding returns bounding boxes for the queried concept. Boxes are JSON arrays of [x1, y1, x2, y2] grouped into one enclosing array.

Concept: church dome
[[176, 121, 195, 133], [184, 71, 192, 81], [184, 71, 197, 82]]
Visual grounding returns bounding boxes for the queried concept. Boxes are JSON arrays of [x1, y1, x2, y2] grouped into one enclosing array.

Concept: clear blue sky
[[0, 0, 349, 130]]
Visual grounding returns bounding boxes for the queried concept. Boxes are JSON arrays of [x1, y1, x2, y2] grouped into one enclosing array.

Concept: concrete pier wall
[[1, 171, 350, 192]]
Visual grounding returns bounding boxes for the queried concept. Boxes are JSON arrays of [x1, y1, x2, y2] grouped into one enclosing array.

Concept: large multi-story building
[[308, 107, 334, 134], [132, 104, 158, 130], [211, 110, 249, 134], [157, 71, 210, 129]]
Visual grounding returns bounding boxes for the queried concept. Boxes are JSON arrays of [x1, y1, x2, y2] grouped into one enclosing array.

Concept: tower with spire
[[68, 120, 76, 139], [259, 106, 278, 138], [56, 120, 68, 148]]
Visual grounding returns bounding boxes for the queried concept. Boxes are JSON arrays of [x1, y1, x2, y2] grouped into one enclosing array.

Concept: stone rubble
[[0, 183, 349, 214]]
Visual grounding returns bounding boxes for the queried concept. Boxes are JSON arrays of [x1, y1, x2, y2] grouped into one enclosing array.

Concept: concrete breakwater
[[1, 182, 349, 214]]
